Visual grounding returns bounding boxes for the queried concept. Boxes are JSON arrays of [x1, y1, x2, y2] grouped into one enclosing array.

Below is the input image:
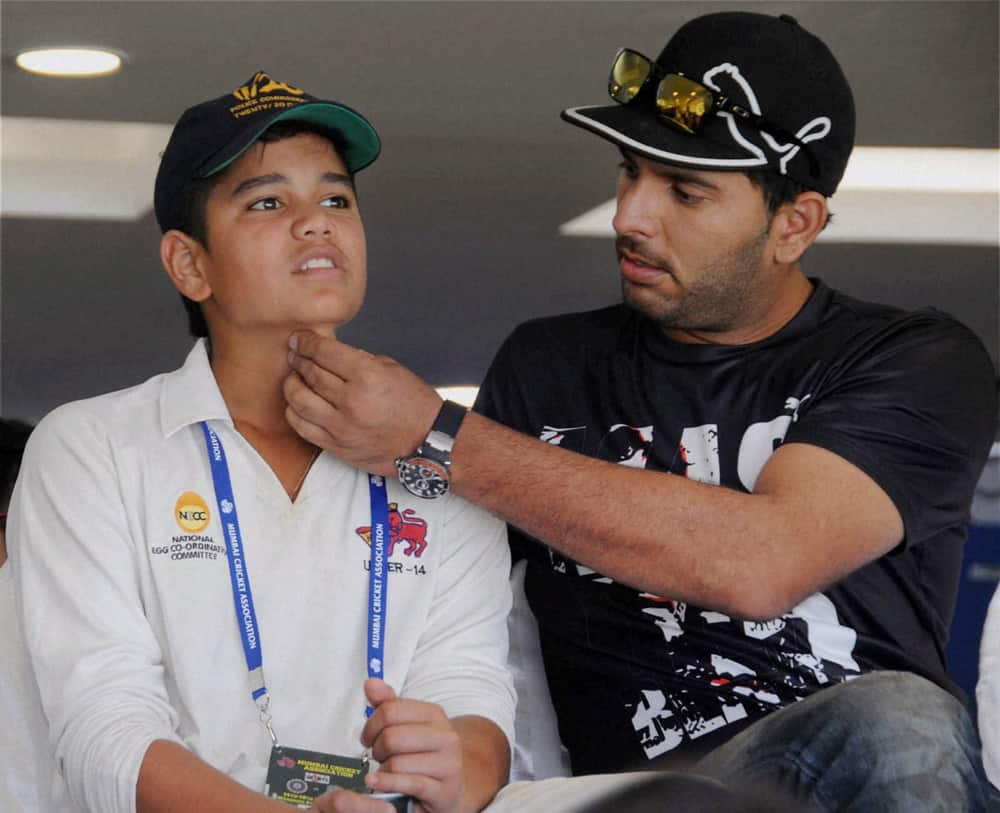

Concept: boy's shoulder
[[31, 363, 186, 460], [32, 341, 220, 454]]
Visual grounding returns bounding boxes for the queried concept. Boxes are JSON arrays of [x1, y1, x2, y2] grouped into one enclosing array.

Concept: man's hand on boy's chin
[[284, 331, 442, 475]]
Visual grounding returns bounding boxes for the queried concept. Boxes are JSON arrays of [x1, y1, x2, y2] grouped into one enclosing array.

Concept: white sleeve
[[400, 495, 516, 750], [9, 405, 183, 813], [979, 583, 1000, 789], [506, 560, 571, 781]]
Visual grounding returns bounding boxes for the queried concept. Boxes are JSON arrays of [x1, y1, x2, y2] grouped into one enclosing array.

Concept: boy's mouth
[[299, 257, 336, 271]]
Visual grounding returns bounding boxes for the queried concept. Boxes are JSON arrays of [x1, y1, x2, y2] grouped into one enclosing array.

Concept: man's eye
[[672, 187, 702, 205], [248, 197, 281, 211], [321, 195, 350, 208]]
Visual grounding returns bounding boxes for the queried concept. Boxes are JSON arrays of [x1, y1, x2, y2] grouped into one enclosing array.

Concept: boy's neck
[[207, 328, 324, 501], [209, 330, 297, 434]]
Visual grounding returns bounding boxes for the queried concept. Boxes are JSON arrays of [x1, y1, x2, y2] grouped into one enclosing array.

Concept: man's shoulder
[[820, 283, 976, 338], [808, 282, 992, 367]]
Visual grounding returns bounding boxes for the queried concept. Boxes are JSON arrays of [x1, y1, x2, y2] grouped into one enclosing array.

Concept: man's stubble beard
[[620, 226, 771, 334]]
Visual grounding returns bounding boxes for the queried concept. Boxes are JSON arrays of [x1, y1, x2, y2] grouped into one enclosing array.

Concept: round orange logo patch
[[175, 491, 210, 533]]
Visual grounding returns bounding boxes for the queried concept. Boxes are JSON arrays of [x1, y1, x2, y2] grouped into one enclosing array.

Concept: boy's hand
[[284, 332, 442, 476], [310, 787, 395, 813], [361, 678, 464, 813]]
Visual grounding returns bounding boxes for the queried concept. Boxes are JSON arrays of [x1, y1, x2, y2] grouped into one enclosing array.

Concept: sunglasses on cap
[[608, 48, 819, 178]]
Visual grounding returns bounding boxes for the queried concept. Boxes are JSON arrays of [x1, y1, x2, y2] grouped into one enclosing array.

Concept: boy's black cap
[[562, 12, 855, 196], [154, 71, 381, 233]]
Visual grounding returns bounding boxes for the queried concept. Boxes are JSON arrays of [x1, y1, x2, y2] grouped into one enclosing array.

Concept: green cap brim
[[205, 100, 381, 177]]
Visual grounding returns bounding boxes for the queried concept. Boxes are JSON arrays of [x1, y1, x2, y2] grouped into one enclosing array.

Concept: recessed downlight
[[15, 48, 122, 78]]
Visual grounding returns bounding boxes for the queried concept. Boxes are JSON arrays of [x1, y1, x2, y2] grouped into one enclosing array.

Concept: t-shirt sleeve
[[785, 311, 997, 549], [9, 404, 183, 813]]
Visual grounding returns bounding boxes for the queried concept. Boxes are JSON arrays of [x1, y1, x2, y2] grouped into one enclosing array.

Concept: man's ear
[[160, 230, 212, 302], [771, 191, 828, 265]]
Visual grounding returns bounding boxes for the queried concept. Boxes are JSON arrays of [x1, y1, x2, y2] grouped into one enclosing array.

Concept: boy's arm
[[10, 408, 191, 812], [137, 740, 287, 813], [453, 715, 511, 811]]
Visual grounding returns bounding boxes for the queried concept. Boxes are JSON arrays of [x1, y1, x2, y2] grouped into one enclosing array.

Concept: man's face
[[197, 132, 367, 337], [613, 151, 775, 337]]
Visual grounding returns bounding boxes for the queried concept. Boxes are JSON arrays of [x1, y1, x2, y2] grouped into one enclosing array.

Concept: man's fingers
[[284, 406, 336, 450], [288, 349, 348, 403], [284, 369, 343, 424], [289, 331, 370, 378]]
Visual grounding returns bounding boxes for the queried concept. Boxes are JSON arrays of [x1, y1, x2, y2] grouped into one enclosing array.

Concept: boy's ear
[[771, 191, 828, 265], [160, 230, 212, 302]]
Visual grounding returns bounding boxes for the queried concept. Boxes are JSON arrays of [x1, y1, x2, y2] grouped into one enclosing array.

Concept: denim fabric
[[695, 671, 989, 812]]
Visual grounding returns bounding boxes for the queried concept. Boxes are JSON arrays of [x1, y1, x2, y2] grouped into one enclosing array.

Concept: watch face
[[396, 457, 450, 499]]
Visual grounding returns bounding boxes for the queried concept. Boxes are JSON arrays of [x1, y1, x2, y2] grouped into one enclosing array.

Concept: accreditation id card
[[264, 745, 368, 808]]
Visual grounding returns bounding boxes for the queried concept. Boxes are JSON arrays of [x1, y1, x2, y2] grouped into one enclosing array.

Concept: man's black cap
[[562, 12, 855, 196], [154, 71, 381, 233]]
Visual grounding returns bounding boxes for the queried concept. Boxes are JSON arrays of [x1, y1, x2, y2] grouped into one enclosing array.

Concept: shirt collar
[[159, 339, 232, 438]]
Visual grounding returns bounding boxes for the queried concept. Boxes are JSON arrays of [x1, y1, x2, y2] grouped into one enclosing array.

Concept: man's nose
[[612, 178, 659, 240]]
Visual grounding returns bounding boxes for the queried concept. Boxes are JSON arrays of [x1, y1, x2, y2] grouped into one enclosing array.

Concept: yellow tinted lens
[[655, 75, 713, 134], [609, 50, 652, 103]]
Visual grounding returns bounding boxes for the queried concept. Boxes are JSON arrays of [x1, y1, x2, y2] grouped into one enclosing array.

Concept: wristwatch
[[395, 400, 468, 499]]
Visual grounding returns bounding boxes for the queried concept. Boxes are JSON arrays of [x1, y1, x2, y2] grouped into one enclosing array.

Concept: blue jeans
[[694, 671, 989, 812]]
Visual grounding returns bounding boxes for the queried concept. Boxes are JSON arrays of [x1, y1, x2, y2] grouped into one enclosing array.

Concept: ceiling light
[[15, 48, 122, 78], [435, 386, 480, 408], [1, 117, 172, 221]]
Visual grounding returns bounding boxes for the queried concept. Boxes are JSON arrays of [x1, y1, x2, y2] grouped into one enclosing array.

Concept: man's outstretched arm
[[284, 332, 903, 620]]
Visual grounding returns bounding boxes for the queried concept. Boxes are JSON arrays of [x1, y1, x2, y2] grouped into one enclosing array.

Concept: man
[[282, 12, 996, 811], [9, 73, 513, 813]]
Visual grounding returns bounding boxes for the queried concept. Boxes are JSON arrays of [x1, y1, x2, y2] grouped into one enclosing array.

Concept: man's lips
[[619, 252, 671, 285]]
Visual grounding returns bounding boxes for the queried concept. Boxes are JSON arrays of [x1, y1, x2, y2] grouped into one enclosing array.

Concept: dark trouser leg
[[695, 671, 989, 812]]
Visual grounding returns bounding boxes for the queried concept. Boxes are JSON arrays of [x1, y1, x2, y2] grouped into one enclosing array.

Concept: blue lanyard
[[366, 474, 389, 716], [200, 422, 391, 732]]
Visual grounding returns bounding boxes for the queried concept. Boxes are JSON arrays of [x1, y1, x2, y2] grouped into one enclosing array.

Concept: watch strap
[[423, 400, 467, 455]]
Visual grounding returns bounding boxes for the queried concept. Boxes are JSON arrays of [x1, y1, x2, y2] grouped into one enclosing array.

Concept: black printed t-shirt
[[475, 280, 997, 776]]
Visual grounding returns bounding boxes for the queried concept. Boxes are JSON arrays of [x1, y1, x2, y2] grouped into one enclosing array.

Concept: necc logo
[[175, 491, 211, 533]]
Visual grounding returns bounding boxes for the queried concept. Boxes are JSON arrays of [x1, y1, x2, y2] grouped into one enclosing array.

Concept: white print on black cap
[[702, 63, 832, 176], [565, 61, 833, 177]]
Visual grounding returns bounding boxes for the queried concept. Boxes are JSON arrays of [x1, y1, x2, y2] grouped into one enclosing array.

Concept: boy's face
[[195, 132, 367, 337]]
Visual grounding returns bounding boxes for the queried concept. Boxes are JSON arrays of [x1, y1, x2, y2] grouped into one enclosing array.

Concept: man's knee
[[698, 672, 988, 812], [757, 671, 980, 778], [807, 671, 974, 744]]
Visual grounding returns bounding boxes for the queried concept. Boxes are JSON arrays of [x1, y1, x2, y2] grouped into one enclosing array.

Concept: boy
[[0, 419, 49, 812], [9, 72, 514, 813]]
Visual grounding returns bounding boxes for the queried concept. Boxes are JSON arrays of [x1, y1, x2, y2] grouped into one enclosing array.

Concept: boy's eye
[[321, 195, 350, 209], [248, 197, 281, 211]]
